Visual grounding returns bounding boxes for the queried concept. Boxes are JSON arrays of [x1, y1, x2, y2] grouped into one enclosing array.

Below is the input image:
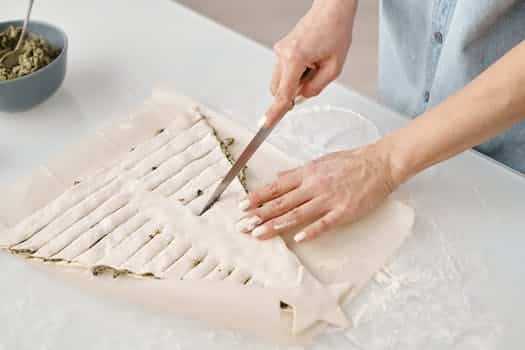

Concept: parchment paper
[[0, 89, 414, 345]]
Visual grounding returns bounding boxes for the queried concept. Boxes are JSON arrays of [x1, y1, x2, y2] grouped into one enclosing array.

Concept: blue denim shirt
[[378, 0, 525, 173]]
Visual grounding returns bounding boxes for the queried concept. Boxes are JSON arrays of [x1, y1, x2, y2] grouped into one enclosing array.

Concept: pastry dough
[[0, 90, 415, 340]]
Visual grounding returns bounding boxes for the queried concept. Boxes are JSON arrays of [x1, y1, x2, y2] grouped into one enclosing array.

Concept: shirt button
[[434, 31, 443, 44], [424, 91, 430, 102]]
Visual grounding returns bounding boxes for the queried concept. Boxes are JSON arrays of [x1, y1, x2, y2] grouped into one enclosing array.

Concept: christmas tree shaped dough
[[0, 91, 414, 338]]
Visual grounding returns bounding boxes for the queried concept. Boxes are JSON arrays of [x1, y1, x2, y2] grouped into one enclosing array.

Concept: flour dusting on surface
[[341, 195, 503, 349]]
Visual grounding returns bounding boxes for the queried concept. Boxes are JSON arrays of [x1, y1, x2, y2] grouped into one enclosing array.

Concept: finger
[[278, 157, 323, 178], [299, 59, 342, 98], [238, 172, 301, 211], [244, 188, 313, 225], [263, 98, 294, 126], [277, 165, 301, 178], [276, 161, 314, 182], [264, 63, 306, 125], [250, 197, 328, 240], [278, 61, 308, 101], [293, 208, 344, 243], [270, 59, 282, 97]]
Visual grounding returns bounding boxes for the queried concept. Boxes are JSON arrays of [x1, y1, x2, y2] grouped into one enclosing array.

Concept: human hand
[[264, 0, 357, 126], [236, 143, 401, 242]]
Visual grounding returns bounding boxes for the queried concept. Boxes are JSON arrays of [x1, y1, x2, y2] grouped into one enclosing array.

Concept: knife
[[199, 68, 315, 215]]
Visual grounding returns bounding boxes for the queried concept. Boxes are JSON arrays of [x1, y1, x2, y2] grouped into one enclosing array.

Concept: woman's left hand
[[236, 143, 401, 242]]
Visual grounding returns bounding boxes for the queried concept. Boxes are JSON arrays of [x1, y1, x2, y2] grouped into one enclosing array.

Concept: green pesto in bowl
[[0, 25, 61, 81]]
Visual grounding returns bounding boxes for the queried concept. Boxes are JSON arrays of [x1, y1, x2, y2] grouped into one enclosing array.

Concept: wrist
[[374, 134, 414, 189]]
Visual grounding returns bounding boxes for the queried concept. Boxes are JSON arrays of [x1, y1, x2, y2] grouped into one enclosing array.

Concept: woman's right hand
[[265, 0, 358, 125]]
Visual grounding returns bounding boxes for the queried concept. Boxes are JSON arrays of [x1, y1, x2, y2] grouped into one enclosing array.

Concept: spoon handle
[[14, 0, 35, 51]]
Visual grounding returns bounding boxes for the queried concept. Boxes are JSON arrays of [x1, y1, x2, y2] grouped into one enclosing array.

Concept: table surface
[[1, 1, 524, 349]]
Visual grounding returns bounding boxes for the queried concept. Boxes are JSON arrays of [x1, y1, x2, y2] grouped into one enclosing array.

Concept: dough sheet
[[0, 90, 415, 342]]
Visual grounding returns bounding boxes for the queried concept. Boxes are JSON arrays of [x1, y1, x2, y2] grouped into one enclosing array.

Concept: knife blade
[[198, 124, 275, 216], [198, 68, 315, 216]]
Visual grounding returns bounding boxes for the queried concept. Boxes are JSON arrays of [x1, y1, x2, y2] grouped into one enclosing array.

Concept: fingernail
[[294, 231, 307, 242], [236, 218, 249, 232], [236, 216, 261, 233], [252, 225, 268, 238], [245, 216, 262, 231], [238, 199, 251, 211], [257, 115, 267, 128]]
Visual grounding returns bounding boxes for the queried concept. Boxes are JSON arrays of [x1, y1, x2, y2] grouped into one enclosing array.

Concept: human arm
[[385, 40, 525, 183], [238, 40, 525, 242]]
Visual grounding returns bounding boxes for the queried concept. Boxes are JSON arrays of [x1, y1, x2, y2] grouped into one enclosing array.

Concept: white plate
[[270, 105, 380, 161]]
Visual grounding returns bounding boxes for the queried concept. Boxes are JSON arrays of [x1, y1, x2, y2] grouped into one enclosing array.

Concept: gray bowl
[[0, 20, 68, 113]]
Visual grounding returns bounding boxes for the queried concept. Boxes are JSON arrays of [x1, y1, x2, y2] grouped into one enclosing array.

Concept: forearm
[[383, 40, 525, 184]]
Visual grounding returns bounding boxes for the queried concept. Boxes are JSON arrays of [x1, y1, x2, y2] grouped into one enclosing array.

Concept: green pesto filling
[[0, 26, 61, 81]]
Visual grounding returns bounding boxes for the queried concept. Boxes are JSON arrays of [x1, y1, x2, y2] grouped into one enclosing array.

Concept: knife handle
[[263, 67, 317, 128], [300, 67, 317, 83]]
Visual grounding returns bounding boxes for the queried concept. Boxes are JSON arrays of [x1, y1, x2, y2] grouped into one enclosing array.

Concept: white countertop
[[1, 1, 524, 349]]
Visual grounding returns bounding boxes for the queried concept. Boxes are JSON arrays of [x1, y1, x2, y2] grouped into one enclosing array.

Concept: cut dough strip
[[75, 215, 150, 265], [54, 206, 139, 261], [131, 121, 212, 179], [145, 134, 218, 192], [4, 169, 119, 247], [120, 111, 203, 171], [34, 193, 132, 258], [12, 178, 125, 253], [146, 237, 192, 274]]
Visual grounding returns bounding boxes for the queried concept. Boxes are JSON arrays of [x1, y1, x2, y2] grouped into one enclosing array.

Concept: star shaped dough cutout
[[279, 267, 353, 335]]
